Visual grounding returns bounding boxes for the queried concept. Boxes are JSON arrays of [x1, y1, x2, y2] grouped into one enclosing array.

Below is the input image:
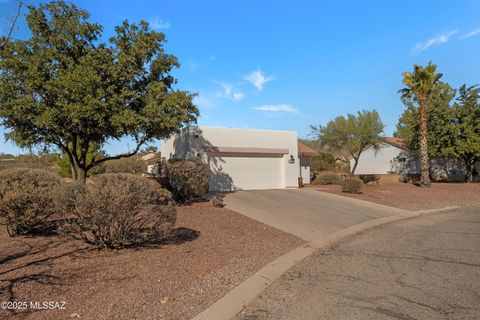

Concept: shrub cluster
[[0, 169, 60, 236], [341, 177, 364, 194], [58, 174, 176, 249], [312, 174, 343, 185], [163, 160, 211, 203]]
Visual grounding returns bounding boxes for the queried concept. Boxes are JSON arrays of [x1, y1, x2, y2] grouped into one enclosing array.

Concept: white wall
[[351, 143, 404, 175], [161, 126, 299, 188], [299, 157, 311, 184]]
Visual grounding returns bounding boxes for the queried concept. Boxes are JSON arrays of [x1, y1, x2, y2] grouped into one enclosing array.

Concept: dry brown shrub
[[58, 173, 176, 249]]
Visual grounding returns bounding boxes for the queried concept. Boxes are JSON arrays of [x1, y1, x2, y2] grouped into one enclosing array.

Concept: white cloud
[[149, 17, 171, 30], [460, 28, 480, 40], [253, 104, 300, 114], [217, 83, 244, 102], [193, 95, 217, 109], [244, 70, 274, 91], [411, 30, 458, 54]]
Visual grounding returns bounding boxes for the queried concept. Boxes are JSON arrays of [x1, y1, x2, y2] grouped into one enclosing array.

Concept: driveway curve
[[224, 189, 407, 242]]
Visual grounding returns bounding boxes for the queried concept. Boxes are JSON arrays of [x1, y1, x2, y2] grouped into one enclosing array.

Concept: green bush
[[163, 160, 211, 203], [312, 174, 342, 185], [341, 177, 364, 194], [0, 169, 60, 236], [104, 157, 146, 174], [58, 174, 176, 249], [310, 152, 336, 172]]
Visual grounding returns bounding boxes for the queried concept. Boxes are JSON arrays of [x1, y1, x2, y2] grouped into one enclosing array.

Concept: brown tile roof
[[382, 137, 404, 149], [298, 142, 321, 157]]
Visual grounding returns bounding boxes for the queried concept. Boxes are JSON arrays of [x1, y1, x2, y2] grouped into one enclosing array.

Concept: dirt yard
[[0, 202, 304, 320], [313, 182, 480, 211]]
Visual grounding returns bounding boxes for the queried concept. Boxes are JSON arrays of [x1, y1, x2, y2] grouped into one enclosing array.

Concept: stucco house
[[137, 151, 162, 174], [351, 137, 480, 182], [351, 137, 406, 175], [161, 126, 318, 191]]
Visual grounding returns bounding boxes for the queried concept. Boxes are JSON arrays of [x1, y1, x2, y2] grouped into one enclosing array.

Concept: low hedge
[[312, 174, 343, 185]]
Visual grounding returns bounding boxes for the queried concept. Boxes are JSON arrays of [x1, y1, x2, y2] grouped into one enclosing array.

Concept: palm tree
[[399, 62, 442, 187]]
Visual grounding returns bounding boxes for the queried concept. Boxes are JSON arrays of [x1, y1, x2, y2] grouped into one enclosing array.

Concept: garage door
[[208, 154, 284, 191]]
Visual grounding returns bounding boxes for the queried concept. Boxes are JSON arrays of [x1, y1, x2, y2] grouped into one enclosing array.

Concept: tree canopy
[[395, 83, 480, 182], [395, 82, 456, 157], [0, 1, 198, 180], [311, 109, 384, 176]]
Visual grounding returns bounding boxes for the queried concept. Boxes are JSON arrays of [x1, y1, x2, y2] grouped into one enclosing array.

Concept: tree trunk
[[465, 158, 475, 183], [418, 96, 431, 187], [77, 167, 87, 182], [70, 162, 77, 180], [350, 156, 359, 177]]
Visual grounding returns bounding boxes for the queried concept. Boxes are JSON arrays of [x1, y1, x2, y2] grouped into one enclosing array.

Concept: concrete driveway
[[224, 188, 407, 242]]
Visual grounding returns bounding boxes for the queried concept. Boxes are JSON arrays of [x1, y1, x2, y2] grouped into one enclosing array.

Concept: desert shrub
[[312, 174, 342, 185], [358, 174, 380, 184], [0, 168, 60, 236], [341, 177, 364, 194], [104, 157, 147, 174], [163, 160, 211, 203], [58, 174, 176, 249]]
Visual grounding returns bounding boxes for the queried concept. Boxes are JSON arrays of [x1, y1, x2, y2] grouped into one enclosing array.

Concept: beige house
[[351, 137, 405, 175], [161, 126, 315, 191]]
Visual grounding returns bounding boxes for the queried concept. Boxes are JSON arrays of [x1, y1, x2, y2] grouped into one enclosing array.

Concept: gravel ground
[[235, 205, 480, 320], [313, 183, 480, 211], [0, 202, 304, 320]]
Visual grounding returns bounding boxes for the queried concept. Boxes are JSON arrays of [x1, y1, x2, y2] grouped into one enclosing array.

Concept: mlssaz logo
[[30, 301, 66, 310]]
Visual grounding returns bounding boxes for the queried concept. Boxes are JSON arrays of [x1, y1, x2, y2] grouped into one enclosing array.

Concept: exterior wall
[[160, 126, 299, 189], [405, 158, 476, 182], [299, 157, 311, 184], [351, 143, 404, 175]]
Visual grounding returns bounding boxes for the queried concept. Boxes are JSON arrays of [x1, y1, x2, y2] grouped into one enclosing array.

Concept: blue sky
[[1, 0, 480, 155]]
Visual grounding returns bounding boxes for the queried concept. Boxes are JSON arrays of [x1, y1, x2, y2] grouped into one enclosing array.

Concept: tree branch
[[87, 138, 148, 169], [0, 1, 23, 50]]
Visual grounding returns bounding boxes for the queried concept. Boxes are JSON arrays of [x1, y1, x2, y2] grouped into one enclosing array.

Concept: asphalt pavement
[[234, 206, 480, 320]]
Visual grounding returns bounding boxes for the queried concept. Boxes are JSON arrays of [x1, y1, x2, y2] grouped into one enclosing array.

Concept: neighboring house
[[161, 126, 309, 191], [351, 137, 480, 181], [351, 137, 406, 175], [298, 142, 321, 184], [138, 151, 162, 174]]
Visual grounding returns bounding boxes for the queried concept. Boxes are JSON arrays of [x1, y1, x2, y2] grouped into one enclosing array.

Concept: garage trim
[[204, 146, 289, 155]]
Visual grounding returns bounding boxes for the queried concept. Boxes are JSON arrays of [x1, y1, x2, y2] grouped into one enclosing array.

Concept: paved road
[[224, 189, 407, 242], [234, 206, 480, 320]]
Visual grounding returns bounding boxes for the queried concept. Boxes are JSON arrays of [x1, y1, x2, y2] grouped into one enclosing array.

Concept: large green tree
[[395, 82, 456, 157], [311, 109, 385, 176], [398, 62, 442, 187], [0, 1, 197, 181], [396, 83, 480, 182], [453, 85, 480, 182]]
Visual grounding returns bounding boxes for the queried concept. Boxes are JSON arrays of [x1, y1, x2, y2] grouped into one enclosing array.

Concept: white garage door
[[208, 154, 284, 191]]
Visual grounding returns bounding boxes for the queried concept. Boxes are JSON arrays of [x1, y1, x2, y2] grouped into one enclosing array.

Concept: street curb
[[192, 209, 427, 320]]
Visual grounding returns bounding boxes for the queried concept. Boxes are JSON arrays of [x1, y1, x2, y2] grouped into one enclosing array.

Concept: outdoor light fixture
[[288, 155, 295, 164]]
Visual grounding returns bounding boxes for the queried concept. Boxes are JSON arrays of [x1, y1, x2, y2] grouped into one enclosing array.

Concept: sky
[[1, 0, 479, 155]]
